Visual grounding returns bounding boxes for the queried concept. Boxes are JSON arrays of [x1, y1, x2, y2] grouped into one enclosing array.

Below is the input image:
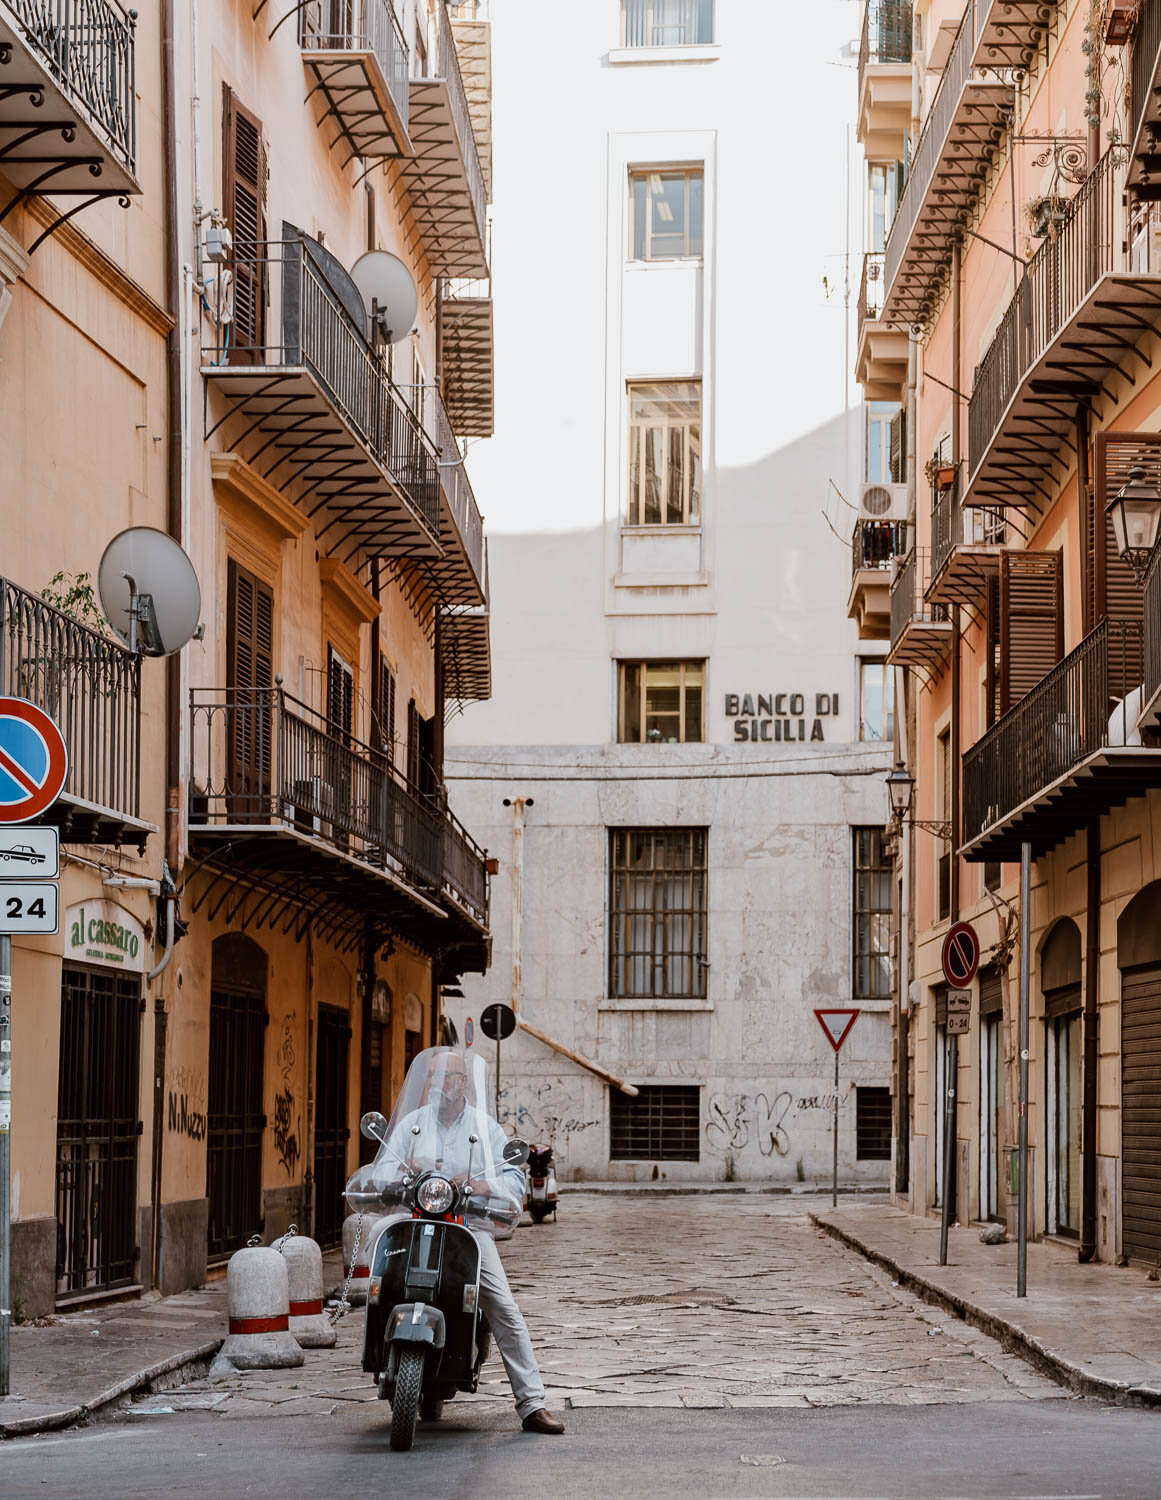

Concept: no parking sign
[[0, 698, 68, 824]]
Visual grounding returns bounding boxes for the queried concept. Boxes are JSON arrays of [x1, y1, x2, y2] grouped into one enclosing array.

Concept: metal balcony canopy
[[0, 0, 139, 242], [295, 0, 414, 161], [926, 471, 1009, 607], [881, 1, 1012, 327], [441, 598, 490, 703], [887, 549, 953, 672], [202, 232, 443, 569], [440, 286, 494, 437], [972, 0, 1060, 72]]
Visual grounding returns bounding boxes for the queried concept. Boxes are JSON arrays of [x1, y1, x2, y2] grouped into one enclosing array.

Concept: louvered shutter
[[227, 560, 274, 809], [406, 698, 420, 788], [327, 648, 354, 739], [223, 86, 267, 360], [378, 657, 396, 763], [999, 551, 1063, 714]]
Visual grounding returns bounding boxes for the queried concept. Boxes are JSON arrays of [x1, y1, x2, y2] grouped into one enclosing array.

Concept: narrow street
[[4, 1194, 1160, 1498]]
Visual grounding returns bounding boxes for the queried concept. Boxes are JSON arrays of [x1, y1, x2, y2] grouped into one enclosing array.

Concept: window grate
[[853, 827, 891, 999], [610, 1084, 701, 1161], [609, 828, 708, 999], [856, 1086, 892, 1162]]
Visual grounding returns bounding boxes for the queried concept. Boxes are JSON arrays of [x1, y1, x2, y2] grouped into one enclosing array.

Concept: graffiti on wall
[[273, 1087, 301, 1176], [167, 1066, 207, 1143], [498, 1078, 600, 1151], [704, 1090, 794, 1158]]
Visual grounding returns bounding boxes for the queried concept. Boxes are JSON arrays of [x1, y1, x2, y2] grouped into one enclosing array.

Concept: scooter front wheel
[[390, 1347, 424, 1451]]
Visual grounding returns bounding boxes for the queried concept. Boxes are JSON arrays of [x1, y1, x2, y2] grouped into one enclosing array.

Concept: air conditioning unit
[[858, 482, 909, 522]]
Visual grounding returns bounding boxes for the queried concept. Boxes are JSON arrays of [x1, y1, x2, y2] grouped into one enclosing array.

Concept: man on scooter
[[383, 1054, 565, 1435]]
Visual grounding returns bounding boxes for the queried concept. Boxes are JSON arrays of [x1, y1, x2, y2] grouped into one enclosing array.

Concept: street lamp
[[886, 761, 915, 822], [1107, 465, 1161, 583]]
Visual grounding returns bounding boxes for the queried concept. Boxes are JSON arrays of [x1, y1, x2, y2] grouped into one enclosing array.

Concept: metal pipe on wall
[[1018, 841, 1031, 1296], [1080, 815, 1100, 1261]]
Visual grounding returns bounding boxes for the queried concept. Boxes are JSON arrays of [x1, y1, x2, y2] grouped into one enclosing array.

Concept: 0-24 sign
[[0, 882, 59, 935]]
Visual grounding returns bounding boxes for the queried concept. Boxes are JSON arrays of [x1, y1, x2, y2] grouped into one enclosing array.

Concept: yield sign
[[0, 698, 69, 824], [814, 1008, 860, 1053]]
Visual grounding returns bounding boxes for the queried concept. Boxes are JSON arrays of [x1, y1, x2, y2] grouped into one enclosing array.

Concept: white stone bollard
[[283, 1235, 336, 1349], [342, 1212, 388, 1305], [217, 1246, 305, 1370]]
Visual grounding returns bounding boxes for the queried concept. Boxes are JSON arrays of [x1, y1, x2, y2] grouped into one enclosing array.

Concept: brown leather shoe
[[521, 1408, 565, 1434]]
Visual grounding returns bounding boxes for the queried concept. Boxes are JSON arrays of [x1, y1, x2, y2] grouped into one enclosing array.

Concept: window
[[222, 86, 267, 359], [226, 560, 274, 810], [853, 827, 891, 999], [866, 401, 901, 485], [856, 1086, 892, 1161], [937, 728, 951, 922], [609, 829, 707, 999], [868, 162, 902, 252], [622, 0, 714, 46], [618, 661, 704, 744], [375, 656, 396, 763], [858, 659, 894, 743], [610, 1084, 700, 1160], [629, 168, 703, 260], [627, 381, 701, 526]]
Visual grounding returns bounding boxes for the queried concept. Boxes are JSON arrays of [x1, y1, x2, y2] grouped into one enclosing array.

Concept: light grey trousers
[[475, 1230, 547, 1418]]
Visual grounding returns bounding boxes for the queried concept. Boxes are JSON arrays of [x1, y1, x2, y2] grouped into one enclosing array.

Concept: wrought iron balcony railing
[[858, 0, 913, 87], [433, 0, 486, 242], [963, 619, 1143, 844], [1145, 540, 1161, 715], [202, 234, 441, 548], [968, 148, 1119, 482], [4, 0, 137, 174], [852, 517, 908, 578], [0, 576, 140, 824], [1131, 0, 1161, 151], [929, 467, 1007, 581], [858, 250, 885, 328], [189, 687, 488, 924], [298, 0, 410, 150], [396, 383, 484, 594]]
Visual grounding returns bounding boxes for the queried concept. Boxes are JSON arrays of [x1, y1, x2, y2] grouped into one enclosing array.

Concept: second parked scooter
[[524, 1143, 558, 1223]]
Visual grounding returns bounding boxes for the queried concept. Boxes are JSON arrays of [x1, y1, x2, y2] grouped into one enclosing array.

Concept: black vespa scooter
[[350, 1107, 528, 1451]]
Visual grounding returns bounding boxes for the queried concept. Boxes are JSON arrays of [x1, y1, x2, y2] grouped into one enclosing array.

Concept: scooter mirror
[[503, 1138, 530, 1167], [360, 1110, 388, 1142]]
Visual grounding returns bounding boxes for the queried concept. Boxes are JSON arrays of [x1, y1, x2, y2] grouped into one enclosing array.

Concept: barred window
[[853, 827, 891, 999], [609, 829, 707, 999], [610, 1084, 701, 1161], [856, 1086, 892, 1161], [618, 661, 704, 744]]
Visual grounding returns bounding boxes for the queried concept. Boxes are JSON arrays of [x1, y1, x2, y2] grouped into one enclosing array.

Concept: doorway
[[314, 1004, 350, 1246], [978, 966, 1004, 1223], [55, 966, 141, 1298], [1040, 919, 1082, 1238], [206, 935, 268, 1259]]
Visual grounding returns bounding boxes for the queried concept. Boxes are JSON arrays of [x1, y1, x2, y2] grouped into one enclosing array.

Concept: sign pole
[[1018, 841, 1031, 1298], [1, 933, 11, 1397], [495, 1030, 501, 1122], [832, 1046, 839, 1208], [938, 1033, 957, 1266]]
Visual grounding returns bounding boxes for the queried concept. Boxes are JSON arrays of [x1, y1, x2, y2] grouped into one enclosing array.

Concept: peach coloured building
[[0, 0, 495, 1319], [853, 0, 1161, 1265]]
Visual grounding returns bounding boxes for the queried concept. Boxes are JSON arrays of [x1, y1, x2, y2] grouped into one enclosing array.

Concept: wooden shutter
[[999, 550, 1063, 714], [1121, 965, 1161, 1264], [226, 560, 274, 807], [327, 647, 354, 739], [406, 698, 420, 787], [984, 574, 1002, 727], [377, 656, 396, 763], [223, 85, 267, 359]]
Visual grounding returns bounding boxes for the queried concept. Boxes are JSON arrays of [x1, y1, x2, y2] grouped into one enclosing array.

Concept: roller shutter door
[[1122, 966, 1161, 1263]]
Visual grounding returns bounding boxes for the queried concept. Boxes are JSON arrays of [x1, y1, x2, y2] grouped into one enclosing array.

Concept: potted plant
[[1026, 194, 1070, 238]]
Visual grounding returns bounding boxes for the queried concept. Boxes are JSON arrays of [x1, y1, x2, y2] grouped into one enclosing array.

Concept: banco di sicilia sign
[[725, 692, 839, 743]]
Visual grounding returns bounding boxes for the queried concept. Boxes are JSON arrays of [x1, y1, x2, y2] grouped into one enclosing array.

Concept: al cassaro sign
[[65, 900, 146, 973]]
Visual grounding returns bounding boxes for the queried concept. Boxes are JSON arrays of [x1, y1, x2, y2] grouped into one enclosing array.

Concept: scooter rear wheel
[[390, 1347, 424, 1451]]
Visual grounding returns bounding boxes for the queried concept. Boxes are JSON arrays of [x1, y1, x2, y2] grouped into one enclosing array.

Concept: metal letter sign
[[941, 921, 981, 988], [0, 699, 68, 824], [814, 1008, 860, 1052]]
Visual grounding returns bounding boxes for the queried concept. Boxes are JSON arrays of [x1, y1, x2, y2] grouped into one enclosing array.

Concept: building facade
[[1, 0, 496, 1319], [854, 0, 1161, 1262], [444, 0, 895, 1184]]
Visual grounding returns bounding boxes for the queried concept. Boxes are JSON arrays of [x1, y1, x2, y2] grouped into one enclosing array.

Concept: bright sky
[[464, 0, 864, 534]]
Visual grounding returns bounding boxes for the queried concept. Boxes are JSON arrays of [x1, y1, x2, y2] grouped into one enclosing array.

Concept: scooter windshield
[[345, 1046, 523, 1233]]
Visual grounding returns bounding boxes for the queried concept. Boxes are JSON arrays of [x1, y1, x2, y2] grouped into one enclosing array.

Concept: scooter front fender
[[387, 1302, 447, 1351]]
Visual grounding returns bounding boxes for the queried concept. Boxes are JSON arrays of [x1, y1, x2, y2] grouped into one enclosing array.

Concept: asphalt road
[[4, 1398, 1161, 1498]]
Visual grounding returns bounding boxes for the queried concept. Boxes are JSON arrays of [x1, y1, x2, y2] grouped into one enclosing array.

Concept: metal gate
[[206, 986, 267, 1259], [55, 966, 141, 1299], [1122, 965, 1161, 1263], [314, 1004, 350, 1246]]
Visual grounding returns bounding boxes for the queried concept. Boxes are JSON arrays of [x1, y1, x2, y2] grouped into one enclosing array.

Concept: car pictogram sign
[[0, 698, 68, 825], [942, 921, 981, 988], [814, 1008, 860, 1052]]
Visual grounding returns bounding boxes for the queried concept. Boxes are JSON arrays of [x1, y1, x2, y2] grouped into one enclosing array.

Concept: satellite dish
[[98, 528, 202, 658], [349, 250, 418, 346]]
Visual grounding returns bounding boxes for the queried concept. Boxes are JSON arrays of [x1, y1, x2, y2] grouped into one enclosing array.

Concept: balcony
[[0, 0, 139, 232], [857, 1, 912, 159], [855, 250, 908, 400], [888, 548, 952, 672], [962, 620, 1161, 861], [881, 2, 1012, 325], [1127, 0, 1161, 199], [297, 0, 412, 161], [202, 230, 442, 567], [399, 1, 488, 279], [965, 150, 1161, 509], [973, 0, 1060, 72], [441, 269, 493, 437], [441, 542, 490, 703], [399, 381, 485, 608], [1143, 539, 1161, 726], [449, 3, 490, 200], [188, 687, 489, 958], [926, 463, 1008, 606], [0, 576, 149, 846], [847, 516, 909, 640]]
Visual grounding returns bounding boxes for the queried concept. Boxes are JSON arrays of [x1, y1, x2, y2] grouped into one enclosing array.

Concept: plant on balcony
[[40, 572, 107, 634], [1026, 195, 1071, 238], [923, 455, 956, 491]]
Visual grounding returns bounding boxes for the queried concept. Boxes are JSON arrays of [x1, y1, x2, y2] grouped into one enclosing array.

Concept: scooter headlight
[[417, 1176, 455, 1215]]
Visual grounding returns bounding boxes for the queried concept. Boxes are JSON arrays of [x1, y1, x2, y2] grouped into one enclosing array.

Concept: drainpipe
[[896, 663, 911, 1199], [1080, 815, 1100, 1261], [503, 796, 529, 1015], [304, 923, 315, 1238]]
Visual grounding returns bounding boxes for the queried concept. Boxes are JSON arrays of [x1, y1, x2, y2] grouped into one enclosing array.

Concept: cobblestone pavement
[[156, 1192, 1060, 1420]]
